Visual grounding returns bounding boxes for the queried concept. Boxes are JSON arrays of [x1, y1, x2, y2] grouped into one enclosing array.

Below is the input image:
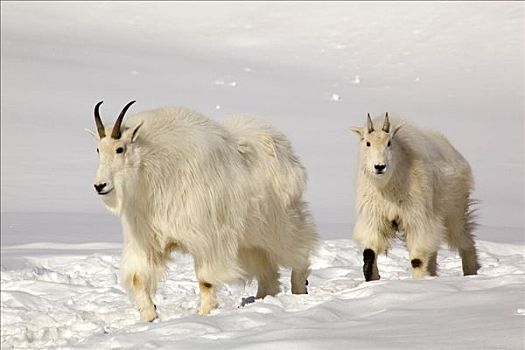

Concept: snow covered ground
[[1, 2, 524, 349], [2, 223, 524, 349]]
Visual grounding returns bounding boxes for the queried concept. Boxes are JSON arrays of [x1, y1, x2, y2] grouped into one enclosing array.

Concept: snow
[[1, 2, 524, 349], [330, 93, 341, 102], [2, 228, 524, 349]]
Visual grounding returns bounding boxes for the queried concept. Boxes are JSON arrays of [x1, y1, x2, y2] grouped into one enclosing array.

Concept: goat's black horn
[[383, 112, 390, 133], [111, 100, 136, 139], [94, 101, 106, 138], [367, 113, 375, 133]]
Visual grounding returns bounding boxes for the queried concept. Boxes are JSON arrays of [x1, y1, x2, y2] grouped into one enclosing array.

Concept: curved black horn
[[94, 101, 105, 138], [382, 112, 390, 133], [111, 100, 136, 139], [367, 113, 375, 133]]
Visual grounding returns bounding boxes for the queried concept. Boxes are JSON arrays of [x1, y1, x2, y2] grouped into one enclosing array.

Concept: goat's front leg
[[198, 281, 219, 315], [120, 247, 160, 322], [405, 219, 444, 279], [132, 273, 158, 322], [353, 216, 391, 281], [362, 248, 380, 281]]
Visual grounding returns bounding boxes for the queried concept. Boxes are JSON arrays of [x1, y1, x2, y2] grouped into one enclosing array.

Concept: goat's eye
[[366, 141, 371, 147], [387, 141, 391, 147], [96, 148, 99, 154], [116, 147, 124, 154]]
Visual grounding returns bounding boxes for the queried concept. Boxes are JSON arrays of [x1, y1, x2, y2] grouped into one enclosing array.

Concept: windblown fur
[[91, 104, 318, 321], [351, 113, 480, 281]]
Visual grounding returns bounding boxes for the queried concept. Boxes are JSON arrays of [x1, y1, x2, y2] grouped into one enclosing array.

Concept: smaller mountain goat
[[89, 101, 318, 321], [350, 113, 479, 281]]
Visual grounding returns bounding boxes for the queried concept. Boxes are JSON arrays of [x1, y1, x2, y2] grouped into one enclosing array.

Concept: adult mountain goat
[[89, 101, 318, 322], [350, 113, 479, 281]]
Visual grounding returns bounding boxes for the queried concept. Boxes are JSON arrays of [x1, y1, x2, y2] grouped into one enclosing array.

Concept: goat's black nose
[[374, 164, 386, 172], [94, 183, 107, 193]]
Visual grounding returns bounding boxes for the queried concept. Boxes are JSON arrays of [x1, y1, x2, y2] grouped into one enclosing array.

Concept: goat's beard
[[365, 166, 393, 188], [101, 189, 122, 216]]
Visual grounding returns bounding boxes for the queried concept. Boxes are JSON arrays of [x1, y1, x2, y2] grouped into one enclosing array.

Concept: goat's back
[[222, 116, 307, 207], [378, 116, 470, 170]]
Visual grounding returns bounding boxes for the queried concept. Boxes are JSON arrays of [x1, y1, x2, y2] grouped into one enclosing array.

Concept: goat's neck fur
[[120, 178, 157, 248]]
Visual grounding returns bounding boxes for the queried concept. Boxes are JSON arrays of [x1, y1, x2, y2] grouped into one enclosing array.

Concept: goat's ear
[[392, 123, 405, 137], [85, 128, 99, 140], [349, 127, 363, 137], [130, 121, 143, 143]]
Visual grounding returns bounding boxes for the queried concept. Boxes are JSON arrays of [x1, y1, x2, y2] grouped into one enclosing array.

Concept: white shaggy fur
[[91, 104, 318, 321], [350, 113, 479, 281]]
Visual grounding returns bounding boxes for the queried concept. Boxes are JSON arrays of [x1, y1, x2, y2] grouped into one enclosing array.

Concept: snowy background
[[1, 2, 524, 349]]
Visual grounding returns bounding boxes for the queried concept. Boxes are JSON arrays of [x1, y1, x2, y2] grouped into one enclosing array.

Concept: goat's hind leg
[[255, 257, 280, 299], [239, 248, 280, 299], [459, 246, 479, 276], [427, 252, 438, 276], [446, 213, 480, 276], [291, 264, 310, 294]]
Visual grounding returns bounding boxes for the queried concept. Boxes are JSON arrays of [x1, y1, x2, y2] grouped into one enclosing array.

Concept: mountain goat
[[350, 113, 479, 281], [89, 101, 318, 322]]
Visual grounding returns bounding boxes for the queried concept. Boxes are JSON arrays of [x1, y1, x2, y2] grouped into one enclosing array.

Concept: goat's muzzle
[[374, 164, 386, 175], [94, 183, 112, 195]]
